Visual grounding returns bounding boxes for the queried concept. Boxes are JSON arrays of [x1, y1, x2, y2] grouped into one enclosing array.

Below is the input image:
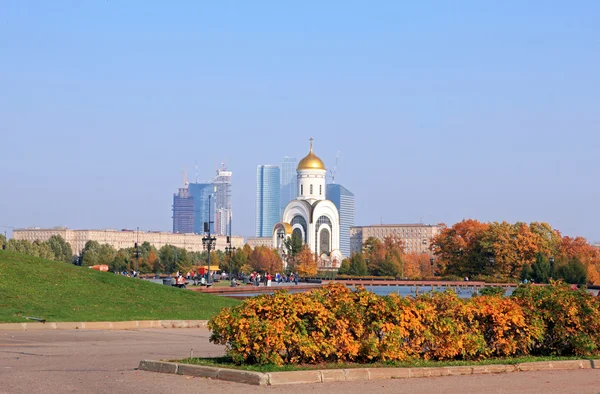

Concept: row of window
[[299, 184, 323, 196]]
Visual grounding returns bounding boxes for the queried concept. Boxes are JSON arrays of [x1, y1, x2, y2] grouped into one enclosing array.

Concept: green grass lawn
[[174, 355, 590, 373], [0, 251, 240, 323]]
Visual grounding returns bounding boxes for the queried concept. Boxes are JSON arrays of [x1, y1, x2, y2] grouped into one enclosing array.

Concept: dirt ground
[[1, 328, 598, 394]]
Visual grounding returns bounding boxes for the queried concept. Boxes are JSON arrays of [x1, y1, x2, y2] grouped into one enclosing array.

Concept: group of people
[[121, 270, 138, 278], [248, 271, 299, 286]]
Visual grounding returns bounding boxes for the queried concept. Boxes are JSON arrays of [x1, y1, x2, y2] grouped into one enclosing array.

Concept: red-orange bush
[[208, 283, 599, 365]]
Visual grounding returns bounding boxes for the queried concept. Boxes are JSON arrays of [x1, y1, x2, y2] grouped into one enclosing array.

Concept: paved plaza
[[1, 328, 598, 394]]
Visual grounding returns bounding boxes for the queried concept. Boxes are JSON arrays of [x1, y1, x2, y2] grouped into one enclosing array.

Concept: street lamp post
[[225, 244, 237, 286], [225, 208, 236, 285], [202, 194, 216, 284], [430, 257, 435, 277], [488, 256, 495, 277], [277, 232, 286, 271]]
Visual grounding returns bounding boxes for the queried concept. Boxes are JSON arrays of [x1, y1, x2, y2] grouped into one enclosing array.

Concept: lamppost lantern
[[202, 193, 216, 284], [488, 256, 495, 276]]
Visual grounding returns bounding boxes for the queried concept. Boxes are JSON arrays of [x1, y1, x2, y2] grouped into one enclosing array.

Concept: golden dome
[[297, 139, 326, 170]]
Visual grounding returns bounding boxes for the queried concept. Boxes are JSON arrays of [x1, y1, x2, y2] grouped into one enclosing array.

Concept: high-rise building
[[326, 183, 354, 258], [256, 165, 280, 237], [188, 182, 215, 234], [172, 187, 194, 234], [280, 156, 297, 218], [213, 166, 232, 235]]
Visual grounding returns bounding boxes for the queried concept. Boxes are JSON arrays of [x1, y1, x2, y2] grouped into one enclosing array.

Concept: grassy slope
[[0, 251, 239, 323]]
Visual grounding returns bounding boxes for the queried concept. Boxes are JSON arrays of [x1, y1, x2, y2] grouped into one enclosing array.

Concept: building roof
[[297, 139, 325, 170], [351, 224, 438, 228]]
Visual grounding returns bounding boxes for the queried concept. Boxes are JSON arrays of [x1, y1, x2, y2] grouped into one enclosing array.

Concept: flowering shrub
[[208, 282, 600, 365]]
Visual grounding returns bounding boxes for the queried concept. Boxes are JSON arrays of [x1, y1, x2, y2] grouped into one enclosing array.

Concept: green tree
[[337, 258, 350, 275], [47, 235, 73, 263], [284, 233, 303, 258], [520, 263, 533, 282], [555, 257, 588, 284], [159, 245, 190, 274], [348, 253, 367, 276], [81, 241, 101, 266], [6, 239, 35, 255], [111, 250, 130, 272], [159, 245, 176, 274], [97, 244, 117, 267], [0, 233, 6, 249], [227, 244, 250, 276], [531, 253, 551, 283], [33, 240, 55, 260]]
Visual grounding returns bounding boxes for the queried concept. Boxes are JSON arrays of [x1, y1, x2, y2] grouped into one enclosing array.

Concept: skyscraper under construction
[[213, 165, 232, 236], [172, 164, 232, 236], [172, 186, 194, 234]]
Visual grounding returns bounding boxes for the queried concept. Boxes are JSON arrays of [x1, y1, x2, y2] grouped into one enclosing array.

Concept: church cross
[[309, 137, 313, 150]]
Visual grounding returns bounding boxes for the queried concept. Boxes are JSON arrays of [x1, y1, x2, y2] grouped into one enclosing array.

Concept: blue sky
[[1, 1, 599, 241]]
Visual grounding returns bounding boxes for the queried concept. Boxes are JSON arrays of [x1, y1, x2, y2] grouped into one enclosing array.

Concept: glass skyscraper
[[213, 168, 232, 235], [280, 157, 297, 217], [326, 183, 355, 257], [188, 182, 215, 234], [172, 187, 194, 233], [256, 165, 280, 237]]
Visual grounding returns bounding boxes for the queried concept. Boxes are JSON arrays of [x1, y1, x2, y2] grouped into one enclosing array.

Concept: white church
[[272, 139, 343, 270]]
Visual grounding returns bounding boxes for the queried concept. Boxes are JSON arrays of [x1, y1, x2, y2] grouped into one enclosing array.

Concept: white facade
[[272, 141, 342, 269], [13, 228, 244, 255]]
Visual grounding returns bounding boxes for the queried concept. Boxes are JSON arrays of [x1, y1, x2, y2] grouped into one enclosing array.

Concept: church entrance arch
[[292, 228, 303, 243], [291, 216, 307, 242], [319, 228, 330, 255], [315, 215, 332, 255]]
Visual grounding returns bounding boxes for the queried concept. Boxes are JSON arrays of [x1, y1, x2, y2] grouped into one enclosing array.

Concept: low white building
[[13, 227, 244, 255]]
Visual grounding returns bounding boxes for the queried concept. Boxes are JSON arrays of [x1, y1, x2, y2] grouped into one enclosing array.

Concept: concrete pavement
[[1, 328, 598, 394]]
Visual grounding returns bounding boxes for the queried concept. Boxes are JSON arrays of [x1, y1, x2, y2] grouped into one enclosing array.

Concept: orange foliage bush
[[209, 283, 600, 365]]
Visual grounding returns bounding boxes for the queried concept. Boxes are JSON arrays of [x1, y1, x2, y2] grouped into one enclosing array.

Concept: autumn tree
[[430, 219, 489, 276], [403, 253, 433, 278], [248, 246, 283, 273], [529, 222, 561, 257], [363, 236, 404, 277], [294, 245, 318, 277], [559, 236, 600, 284], [147, 250, 161, 273], [228, 244, 251, 276]]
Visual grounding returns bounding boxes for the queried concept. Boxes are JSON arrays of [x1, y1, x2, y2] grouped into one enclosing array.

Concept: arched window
[[315, 215, 332, 254], [292, 228, 303, 242], [319, 185, 322, 195], [291, 216, 308, 242], [310, 184, 313, 194], [300, 184, 303, 195], [320, 228, 330, 254]]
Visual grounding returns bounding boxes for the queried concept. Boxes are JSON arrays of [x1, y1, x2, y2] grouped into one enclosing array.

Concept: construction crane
[[329, 151, 340, 183], [182, 165, 189, 187]]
